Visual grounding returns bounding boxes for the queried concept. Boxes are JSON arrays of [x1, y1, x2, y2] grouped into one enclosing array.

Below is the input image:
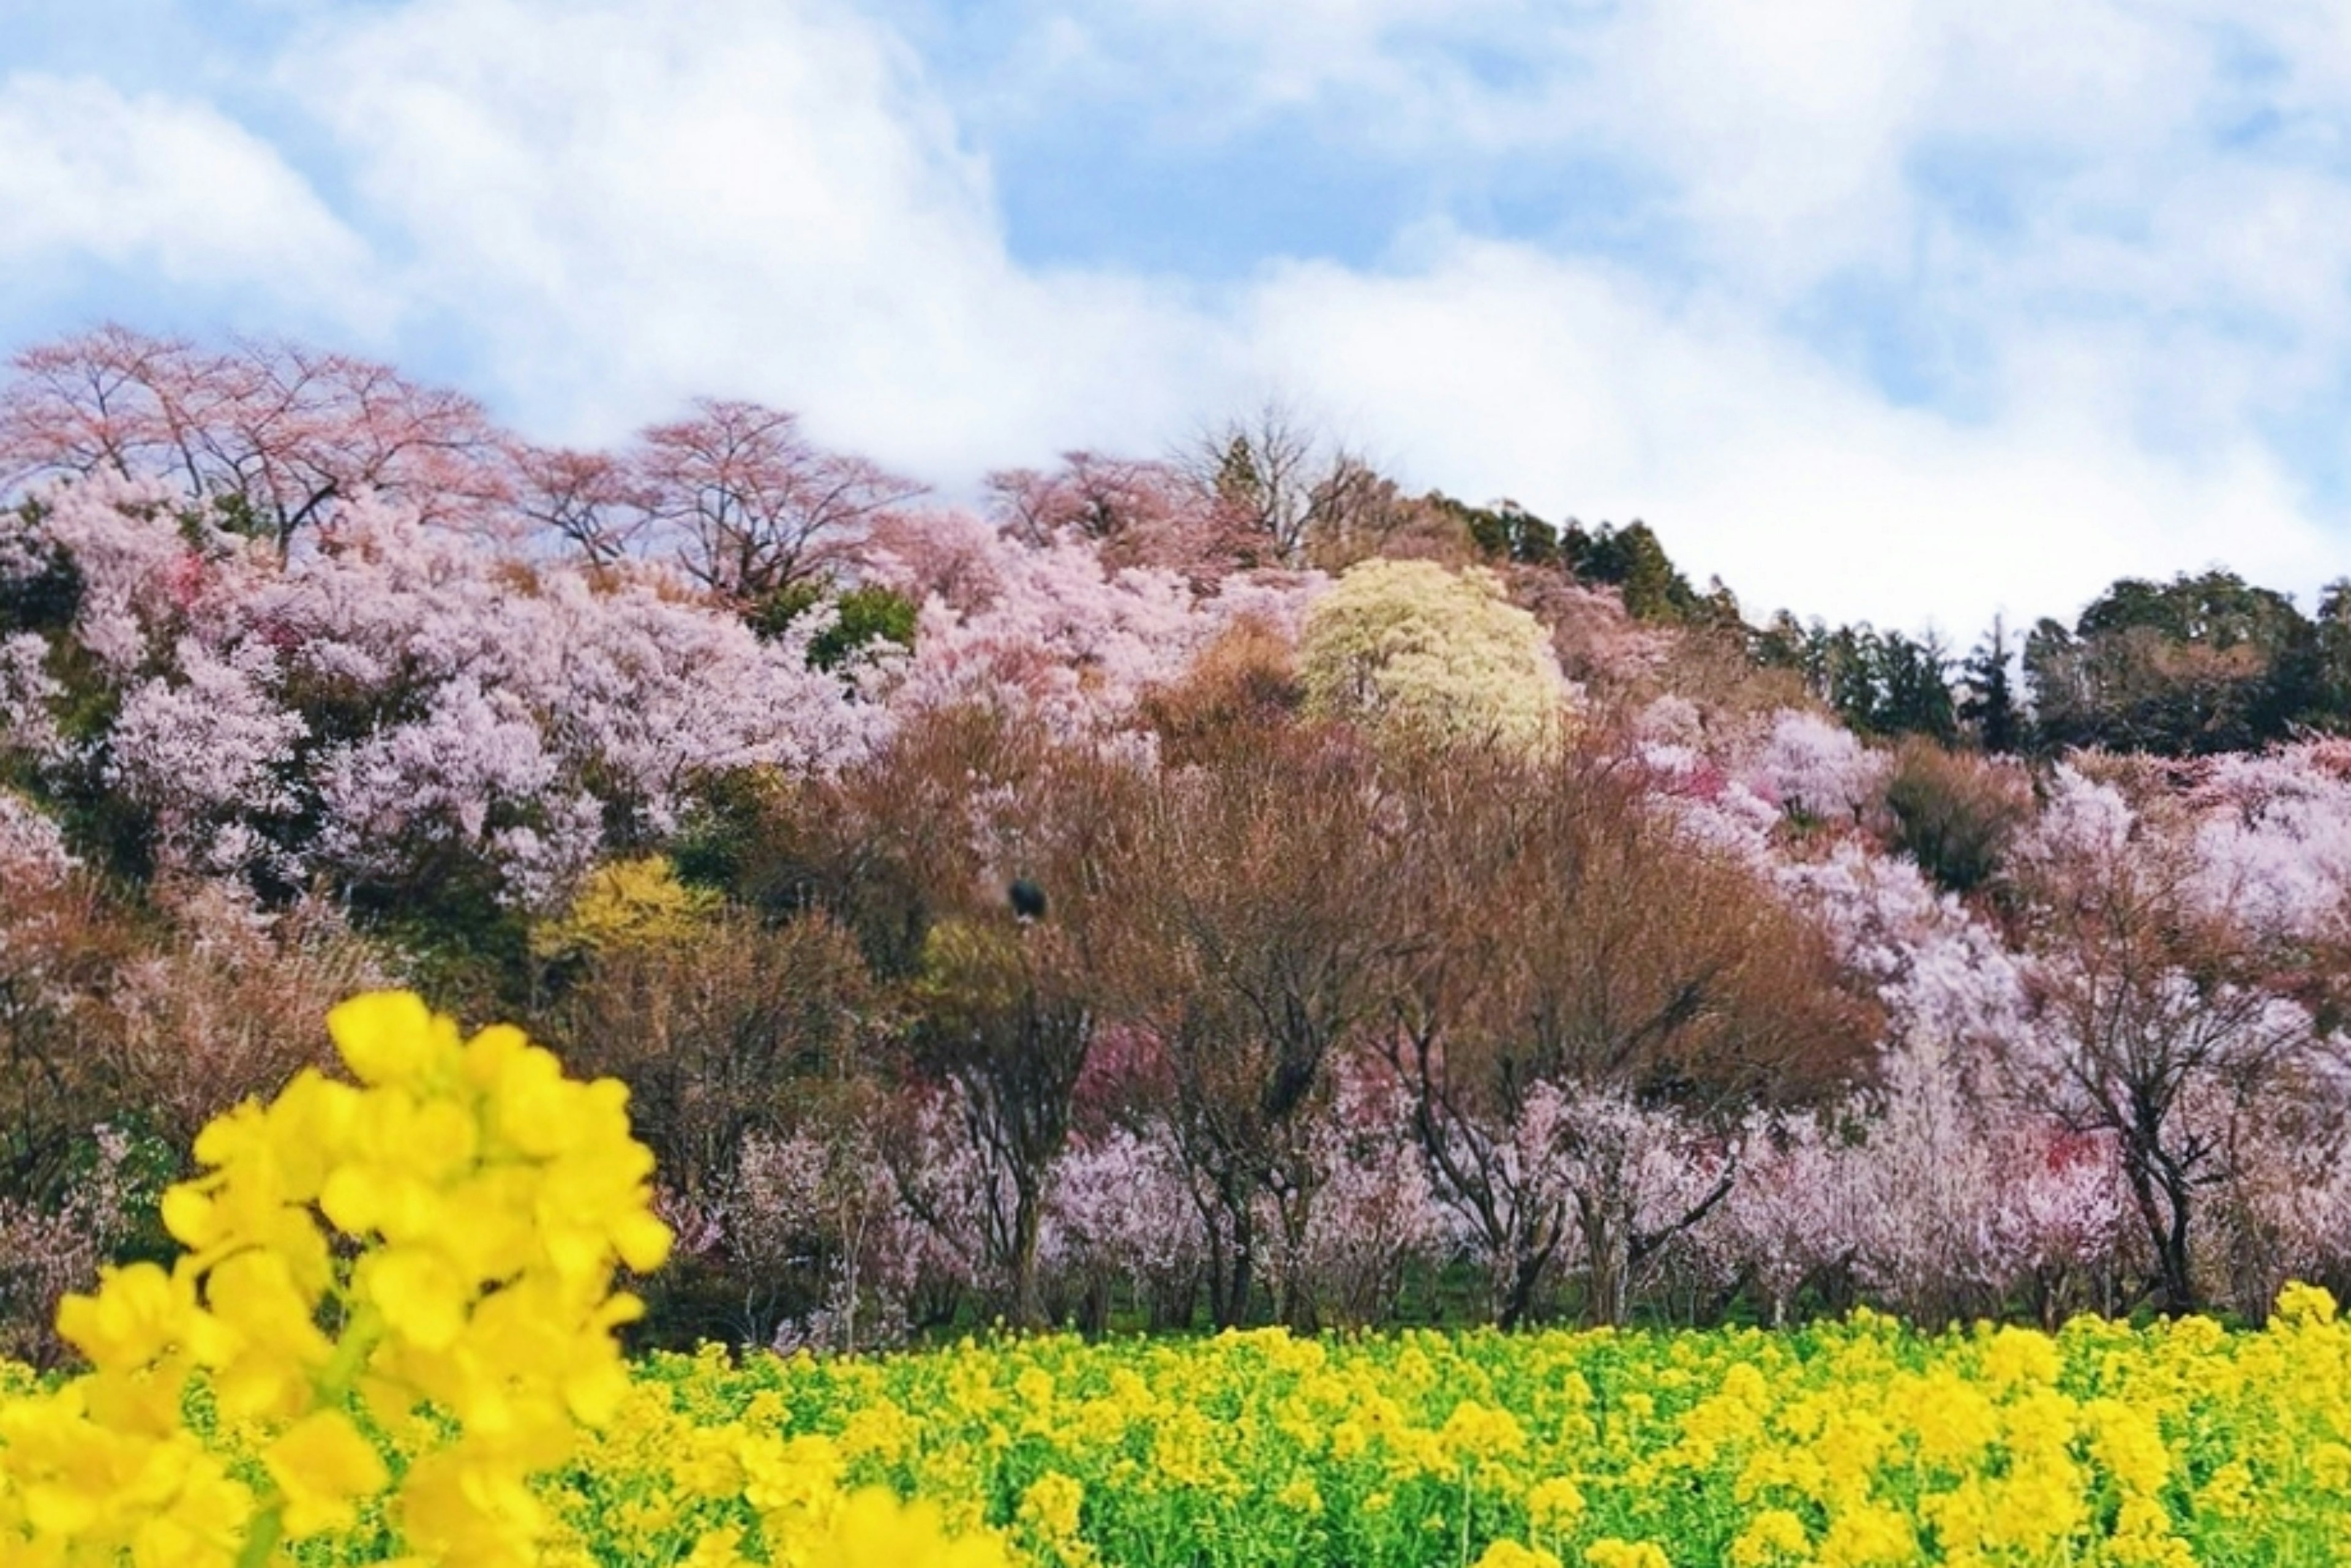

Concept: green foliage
[[2075, 570, 2305, 647], [205, 489, 271, 545], [1754, 617, 1957, 742], [357, 874, 534, 1015], [1214, 432, 1261, 505], [746, 580, 918, 671], [1441, 497, 1717, 626], [671, 765, 829, 920], [29, 660, 156, 885], [42, 783, 156, 890], [1958, 618, 2023, 754], [1562, 520, 1700, 622], [1442, 494, 1562, 568], [0, 531, 80, 639], [2306, 580, 2351, 730], [2025, 571, 2319, 756]]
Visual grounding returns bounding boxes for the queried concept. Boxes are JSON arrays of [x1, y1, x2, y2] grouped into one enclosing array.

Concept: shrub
[[1883, 739, 2031, 895]]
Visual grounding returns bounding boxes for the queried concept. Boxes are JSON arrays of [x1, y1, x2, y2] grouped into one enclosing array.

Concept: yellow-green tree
[[528, 855, 720, 964], [1299, 558, 1569, 752]]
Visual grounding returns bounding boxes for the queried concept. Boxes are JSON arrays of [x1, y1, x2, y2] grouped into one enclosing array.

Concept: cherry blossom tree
[[508, 443, 642, 568], [3, 478, 876, 903], [1044, 1121, 1212, 1332], [105, 880, 391, 1148], [2180, 740, 2351, 945], [867, 506, 1322, 743], [1259, 1055, 1453, 1329], [5, 471, 248, 679], [1179, 402, 1423, 569], [105, 638, 307, 877], [1704, 1116, 1864, 1325], [2219, 1110, 2351, 1318], [988, 451, 1241, 580], [1775, 839, 2031, 1058], [0, 792, 71, 890], [1989, 1124, 2128, 1326], [1635, 735, 1783, 863], [725, 1088, 943, 1352], [1704, 1043, 2128, 1329], [1740, 708, 1889, 827], [2009, 767, 2344, 1313], [0, 326, 511, 549], [0, 635, 63, 767], [630, 398, 923, 602]]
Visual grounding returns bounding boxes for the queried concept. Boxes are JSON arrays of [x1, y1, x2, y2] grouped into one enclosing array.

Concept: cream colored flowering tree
[[1297, 558, 1570, 754]]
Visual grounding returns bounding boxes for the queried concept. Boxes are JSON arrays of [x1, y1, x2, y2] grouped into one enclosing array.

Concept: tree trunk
[[1498, 1231, 1556, 1330], [1276, 1179, 1320, 1332], [1008, 1172, 1046, 1330], [1221, 1221, 1257, 1329], [1205, 1229, 1234, 1328], [1584, 1223, 1631, 1329], [2124, 1151, 2197, 1315]]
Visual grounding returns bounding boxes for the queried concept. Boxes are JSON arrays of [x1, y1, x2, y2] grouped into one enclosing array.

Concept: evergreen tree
[[1959, 615, 2023, 754], [1562, 519, 1700, 621], [2027, 572, 2311, 755], [1875, 630, 1958, 744]]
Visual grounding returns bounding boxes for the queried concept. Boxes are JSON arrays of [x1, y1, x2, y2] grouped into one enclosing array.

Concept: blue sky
[[6, 0, 2351, 635]]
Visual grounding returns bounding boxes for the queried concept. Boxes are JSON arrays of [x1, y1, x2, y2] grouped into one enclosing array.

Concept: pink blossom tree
[[105, 637, 307, 879], [1705, 1116, 1864, 1325], [507, 443, 642, 568], [727, 1100, 945, 1352], [989, 450, 1243, 580], [2008, 767, 2343, 1313], [1045, 1121, 1212, 1332], [868, 508, 1322, 743], [2180, 740, 2351, 944], [2, 476, 876, 906], [1739, 708, 1889, 827], [0, 326, 511, 549], [0, 635, 63, 768], [628, 398, 923, 602], [1262, 1054, 1455, 1329]]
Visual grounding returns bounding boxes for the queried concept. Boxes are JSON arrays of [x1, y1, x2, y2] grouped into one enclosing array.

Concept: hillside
[[4, 328, 2350, 1352]]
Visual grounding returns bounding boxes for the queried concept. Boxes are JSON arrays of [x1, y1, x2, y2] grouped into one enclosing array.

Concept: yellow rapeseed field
[[558, 1292, 2351, 1568], [3, 994, 2348, 1567]]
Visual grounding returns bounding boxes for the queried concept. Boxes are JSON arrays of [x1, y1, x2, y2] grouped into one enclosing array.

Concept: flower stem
[[234, 1506, 283, 1568]]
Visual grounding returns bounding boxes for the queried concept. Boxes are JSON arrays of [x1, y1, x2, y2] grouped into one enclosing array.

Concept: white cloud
[[934, 0, 2351, 627], [955, 0, 1585, 150], [280, 0, 1239, 467], [1242, 236, 2344, 634], [0, 73, 375, 312], [271, 0, 2351, 629], [6, 0, 2344, 634]]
